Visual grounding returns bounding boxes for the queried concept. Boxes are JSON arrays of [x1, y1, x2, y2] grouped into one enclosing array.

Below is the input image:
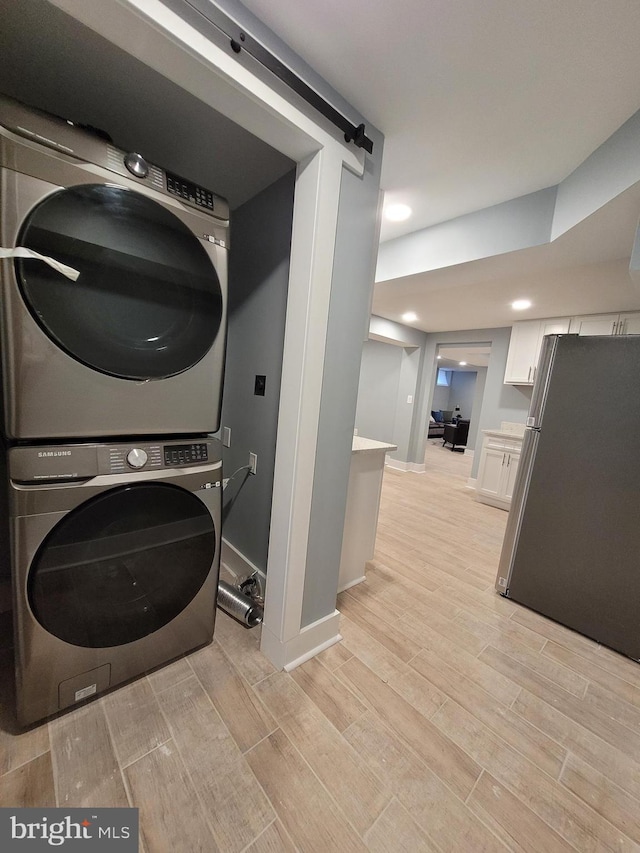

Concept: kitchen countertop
[[352, 436, 398, 454], [482, 421, 526, 439], [481, 429, 525, 439]]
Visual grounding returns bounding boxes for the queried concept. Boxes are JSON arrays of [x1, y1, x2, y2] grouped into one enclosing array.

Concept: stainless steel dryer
[[8, 436, 222, 727], [0, 93, 228, 440]]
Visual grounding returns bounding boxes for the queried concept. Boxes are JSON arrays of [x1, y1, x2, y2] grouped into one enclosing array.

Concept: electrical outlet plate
[[249, 452, 257, 475]]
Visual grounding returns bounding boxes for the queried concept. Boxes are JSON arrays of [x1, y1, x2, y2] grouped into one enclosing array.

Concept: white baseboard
[[224, 540, 343, 671], [221, 538, 266, 582], [260, 609, 341, 671], [385, 459, 408, 472], [337, 575, 366, 593], [467, 477, 477, 490], [464, 449, 475, 459], [385, 459, 425, 474]]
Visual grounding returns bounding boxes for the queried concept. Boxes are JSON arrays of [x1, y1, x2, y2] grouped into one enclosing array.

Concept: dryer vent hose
[[217, 579, 264, 628]]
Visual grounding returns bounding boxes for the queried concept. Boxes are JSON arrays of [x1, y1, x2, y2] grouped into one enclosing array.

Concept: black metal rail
[[161, 0, 374, 154]]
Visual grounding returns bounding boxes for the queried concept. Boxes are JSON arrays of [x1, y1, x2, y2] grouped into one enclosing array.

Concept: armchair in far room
[[443, 419, 470, 451]]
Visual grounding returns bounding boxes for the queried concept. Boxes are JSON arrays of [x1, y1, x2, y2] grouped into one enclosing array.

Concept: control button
[[127, 448, 148, 469], [124, 152, 149, 178]]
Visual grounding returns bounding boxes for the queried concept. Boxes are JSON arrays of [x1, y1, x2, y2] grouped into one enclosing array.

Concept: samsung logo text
[[38, 451, 72, 457]]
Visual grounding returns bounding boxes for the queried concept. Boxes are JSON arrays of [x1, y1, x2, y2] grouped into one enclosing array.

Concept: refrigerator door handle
[[528, 334, 559, 427]]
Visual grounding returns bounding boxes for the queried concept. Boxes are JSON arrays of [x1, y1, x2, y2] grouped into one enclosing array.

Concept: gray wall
[[354, 340, 402, 442], [431, 382, 450, 413], [469, 367, 487, 451], [449, 371, 477, 420], [354, 338, 422, 458], [221, 170, 296, 571], [204, 0, 386, 630], [357, 322, 532, 472], [301, 145, 384, 628]]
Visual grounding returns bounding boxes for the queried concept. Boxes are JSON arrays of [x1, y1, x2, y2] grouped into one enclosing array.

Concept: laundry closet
[[0, 0, 296, 724], [0, 0, 384, 703]]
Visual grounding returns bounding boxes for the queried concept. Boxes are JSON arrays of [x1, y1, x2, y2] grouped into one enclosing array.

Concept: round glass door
[[28, 483, 216, 648], [16, 184, 223, 380]]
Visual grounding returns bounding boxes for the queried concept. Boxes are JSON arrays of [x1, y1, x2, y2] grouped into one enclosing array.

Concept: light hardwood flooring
[[2, 440, 640, 851]]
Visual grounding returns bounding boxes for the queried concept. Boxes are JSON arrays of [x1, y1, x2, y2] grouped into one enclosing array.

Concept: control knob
[[124, 152, 149, 178], [127, 448, 148, 469]]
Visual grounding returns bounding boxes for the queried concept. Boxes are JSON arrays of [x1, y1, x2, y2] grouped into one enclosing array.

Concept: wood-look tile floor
[[2, 440, 640, 851]]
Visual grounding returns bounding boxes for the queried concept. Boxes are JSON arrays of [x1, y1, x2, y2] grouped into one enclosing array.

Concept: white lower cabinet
[[475, 431, 523, 510]]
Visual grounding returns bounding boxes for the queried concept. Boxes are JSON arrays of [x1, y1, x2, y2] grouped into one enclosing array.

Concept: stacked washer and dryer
[[0, 94, 229, 726]]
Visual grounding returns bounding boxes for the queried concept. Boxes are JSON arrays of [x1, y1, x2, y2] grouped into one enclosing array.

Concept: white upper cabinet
[[503, 321, 540, 384], [568, 314, 619, 335], [569, 311, 640, 336], [504, 318, 570, 385], [618, 313, 640, 335], [505, 311, 640, 384]]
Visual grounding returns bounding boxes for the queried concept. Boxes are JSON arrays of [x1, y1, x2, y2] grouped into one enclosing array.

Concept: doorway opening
[[429, 343, 492, 454]]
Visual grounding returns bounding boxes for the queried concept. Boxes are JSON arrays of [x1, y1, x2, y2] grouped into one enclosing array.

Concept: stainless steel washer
[[0, 93, 228, 440], [8, 436, 222, 727]]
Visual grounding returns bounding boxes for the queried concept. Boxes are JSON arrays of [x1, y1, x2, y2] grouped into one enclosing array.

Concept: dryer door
[[16, 184, 223, 380], [27, 482, 217, 648]]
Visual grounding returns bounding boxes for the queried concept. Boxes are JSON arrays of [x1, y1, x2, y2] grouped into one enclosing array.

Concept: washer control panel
[[7, 438, 221, 482], [105, 440, 211, 473]]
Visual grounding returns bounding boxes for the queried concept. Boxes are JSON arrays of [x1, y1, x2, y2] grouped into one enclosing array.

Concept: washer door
[[16, 184, 223, 380], [28, 483, 216, 648]]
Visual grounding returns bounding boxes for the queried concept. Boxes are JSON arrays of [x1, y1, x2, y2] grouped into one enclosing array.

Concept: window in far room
[[436, 368, 451, 386]]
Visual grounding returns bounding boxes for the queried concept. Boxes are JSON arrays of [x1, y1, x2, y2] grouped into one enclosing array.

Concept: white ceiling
[[238, 0, 640, 332], [3, 0, 640, 334], [437, 345, 491, 372]]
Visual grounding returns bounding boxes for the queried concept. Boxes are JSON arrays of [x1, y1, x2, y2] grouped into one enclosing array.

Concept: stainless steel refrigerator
[[496, 333, 640, 661]]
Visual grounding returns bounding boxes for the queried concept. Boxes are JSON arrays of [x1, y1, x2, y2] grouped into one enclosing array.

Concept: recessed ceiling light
[[436, 355, 442, 359], [511, 299, 532, 311], [385, 203, 412, 222], [459, 361, 467, 366], [402, 311, 417, 322]]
